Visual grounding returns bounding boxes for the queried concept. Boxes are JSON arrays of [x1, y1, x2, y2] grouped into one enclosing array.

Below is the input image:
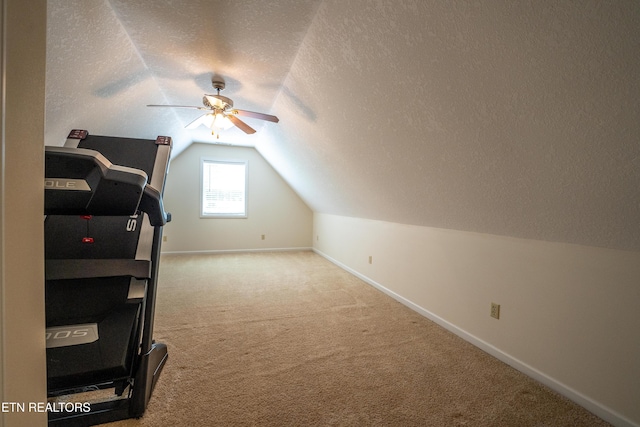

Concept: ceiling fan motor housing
[[203, 95, 233, 109]]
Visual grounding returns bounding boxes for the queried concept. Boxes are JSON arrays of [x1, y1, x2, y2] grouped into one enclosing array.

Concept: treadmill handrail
[[139, 185, 168, 226], [45, 146, 148, 184], [45, 146, 149, 216], [44, 147, 148, 215]]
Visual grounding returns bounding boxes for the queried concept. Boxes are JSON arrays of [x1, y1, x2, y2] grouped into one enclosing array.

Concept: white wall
[[0, 0, 48, 425], [313, 213, 640, 427], [161, 143, 312, 253]]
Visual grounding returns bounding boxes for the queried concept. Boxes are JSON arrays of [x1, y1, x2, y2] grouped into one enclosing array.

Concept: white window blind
[[201, 160, 247, 217]]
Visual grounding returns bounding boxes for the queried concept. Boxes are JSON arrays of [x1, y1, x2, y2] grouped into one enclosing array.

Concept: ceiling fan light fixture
[[202, 114, 215, 129], [212, 112, 233, 131]]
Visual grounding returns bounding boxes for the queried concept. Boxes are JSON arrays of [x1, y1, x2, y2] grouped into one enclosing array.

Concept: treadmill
[[44, 130, 171, 426]]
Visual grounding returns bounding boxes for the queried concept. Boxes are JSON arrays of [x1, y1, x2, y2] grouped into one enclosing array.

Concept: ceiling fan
[[147, 79, 279, 138]]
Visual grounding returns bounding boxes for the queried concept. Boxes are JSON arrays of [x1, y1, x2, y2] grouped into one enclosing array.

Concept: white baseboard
[[313, 248, 638, 427], [161, 247, 313, 255]]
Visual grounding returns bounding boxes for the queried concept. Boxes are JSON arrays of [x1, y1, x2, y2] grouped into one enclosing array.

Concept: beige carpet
[[105, 251, 610, 426]]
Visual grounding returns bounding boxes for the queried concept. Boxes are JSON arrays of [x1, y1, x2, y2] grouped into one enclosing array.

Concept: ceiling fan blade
[[233, 109, 279, 123], [185, 114, 209, 129], [227, 114, 256, 134], [147, 104, 208, 110]]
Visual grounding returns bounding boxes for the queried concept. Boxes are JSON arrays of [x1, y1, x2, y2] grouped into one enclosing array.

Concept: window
[[200, 159, 248, 218]]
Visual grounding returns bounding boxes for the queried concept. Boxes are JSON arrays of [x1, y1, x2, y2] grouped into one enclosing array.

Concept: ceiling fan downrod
[[212, 80, 225, 92]]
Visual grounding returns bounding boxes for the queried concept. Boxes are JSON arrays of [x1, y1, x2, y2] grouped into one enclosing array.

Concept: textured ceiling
[[46, 0, 321, 152], [45, 0, 640, 252]]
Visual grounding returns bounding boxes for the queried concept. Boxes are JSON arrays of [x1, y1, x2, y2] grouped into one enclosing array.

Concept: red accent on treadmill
[[81, 215, 92, 220], [68, 129, 88, 139], [82, 237, 94, 244]]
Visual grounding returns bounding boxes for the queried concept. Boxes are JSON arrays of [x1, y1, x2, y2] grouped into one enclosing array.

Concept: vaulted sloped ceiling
[[46, 1, 640, 252], [258, 1, 640, 252]]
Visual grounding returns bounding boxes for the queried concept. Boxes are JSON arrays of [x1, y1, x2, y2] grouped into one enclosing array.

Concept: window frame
[[200, 158, 248, 219]]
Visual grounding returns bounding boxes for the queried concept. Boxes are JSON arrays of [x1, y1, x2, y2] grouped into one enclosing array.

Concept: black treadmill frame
[[45, 130, 171, 426]]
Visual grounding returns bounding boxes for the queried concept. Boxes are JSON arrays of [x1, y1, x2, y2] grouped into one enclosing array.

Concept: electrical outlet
[[261, 234, 265, 240], [490, 302, 500, 319], [162, 236, 167, 242], [368, 255, 373, 264]]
